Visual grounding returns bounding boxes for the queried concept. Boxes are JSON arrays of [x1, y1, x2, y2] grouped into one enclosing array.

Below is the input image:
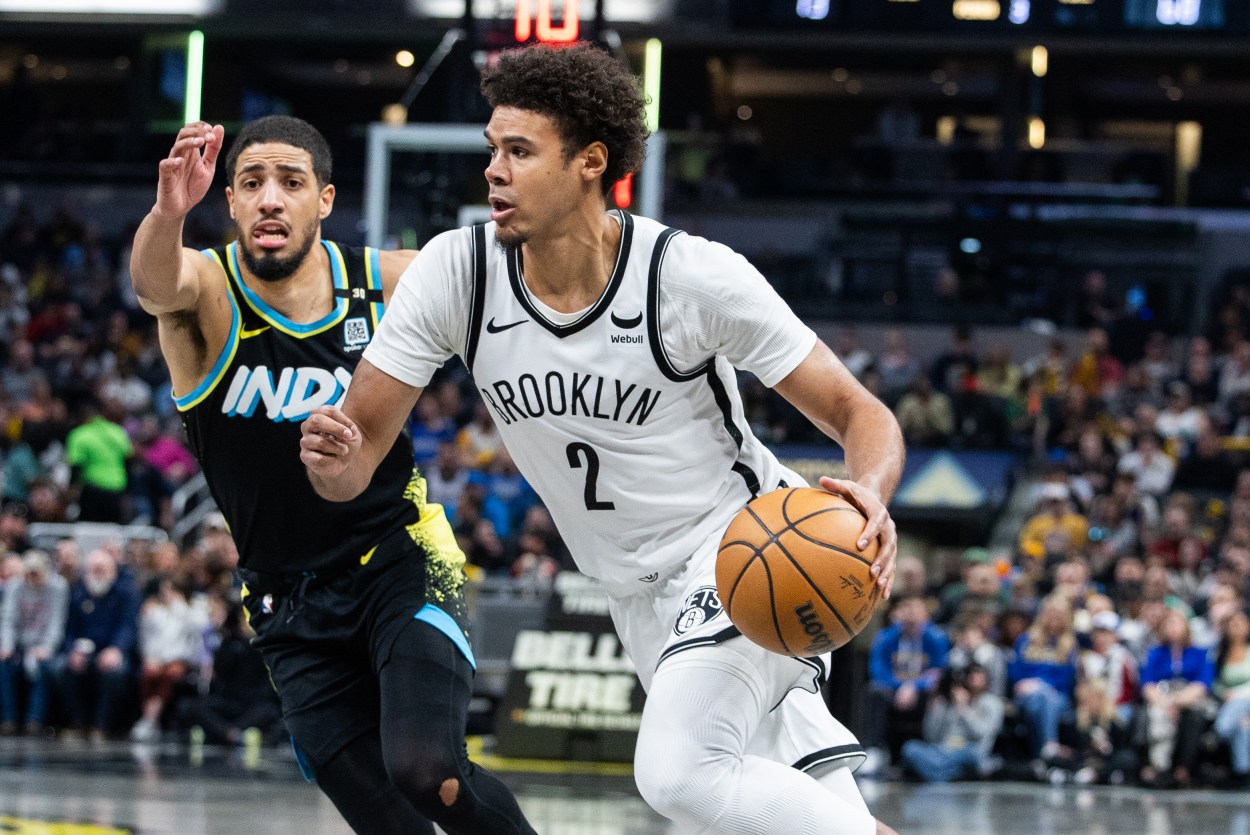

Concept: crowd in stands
[[858, 277, 1250, 789], [4, 201, 1250, 796]]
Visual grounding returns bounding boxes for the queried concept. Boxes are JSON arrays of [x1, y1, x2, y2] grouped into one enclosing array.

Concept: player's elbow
[[306, 470, 365, 503]]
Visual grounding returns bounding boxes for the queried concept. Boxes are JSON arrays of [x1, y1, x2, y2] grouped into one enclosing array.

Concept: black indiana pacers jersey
[[179, 240, 421, 576]]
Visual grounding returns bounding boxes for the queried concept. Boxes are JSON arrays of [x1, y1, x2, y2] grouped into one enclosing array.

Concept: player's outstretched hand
[[300, 405, 362, 480], [818, 475, 898, 599], [156, 122, 224, 219]]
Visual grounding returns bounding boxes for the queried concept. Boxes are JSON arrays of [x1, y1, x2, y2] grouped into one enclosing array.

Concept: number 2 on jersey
[[566, 442, 615, 510]]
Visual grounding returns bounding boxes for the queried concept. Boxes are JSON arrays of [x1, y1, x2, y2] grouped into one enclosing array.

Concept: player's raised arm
[[772, 338, 906, 597], [300, 358, 423, 502], [130, 121, 224, 314]]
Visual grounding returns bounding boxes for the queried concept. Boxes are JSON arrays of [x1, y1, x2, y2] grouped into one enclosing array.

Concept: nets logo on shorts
[[673, 586, 723, 635]]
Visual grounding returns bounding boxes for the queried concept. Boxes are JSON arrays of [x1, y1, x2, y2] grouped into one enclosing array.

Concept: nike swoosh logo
[[486, 317, 528, 334], [240, 325, 271, 339], [360, 545, 378, 566], [611, 311, 643, 329]]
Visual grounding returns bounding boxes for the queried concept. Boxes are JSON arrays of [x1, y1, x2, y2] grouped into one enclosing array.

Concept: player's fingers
[[300, 430, 349, 455], [303, 407, 356, 440], [201, 124, 225, 167]]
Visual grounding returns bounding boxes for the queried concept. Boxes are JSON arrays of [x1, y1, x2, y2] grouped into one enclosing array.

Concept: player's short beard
[[494, 226, 526, 253], [239, 217, 320, 282]]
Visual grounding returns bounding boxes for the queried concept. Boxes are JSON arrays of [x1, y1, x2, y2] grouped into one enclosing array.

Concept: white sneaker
[[129, 718, 158, 742]]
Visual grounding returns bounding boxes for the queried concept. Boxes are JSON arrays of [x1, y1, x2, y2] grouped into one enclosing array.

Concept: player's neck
[[238, 238, 335, 323], [519, 209, 621, 314]]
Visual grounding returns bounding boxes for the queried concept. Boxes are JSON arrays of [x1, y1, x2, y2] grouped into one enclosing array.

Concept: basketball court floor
[[2, 737, 1247, 834]]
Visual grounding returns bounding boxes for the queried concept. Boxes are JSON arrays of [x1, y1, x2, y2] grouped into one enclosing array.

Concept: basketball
[[716, 487, 881, 657]]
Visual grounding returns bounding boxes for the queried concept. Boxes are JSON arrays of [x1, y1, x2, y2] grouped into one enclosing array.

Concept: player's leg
[[633, 648, 879, 835], [378, 617, 537, 835], [313, 731, 437, 834]]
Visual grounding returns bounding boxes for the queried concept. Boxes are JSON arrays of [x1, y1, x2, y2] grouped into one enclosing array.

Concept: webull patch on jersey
[[673, 586, 723, 635], [221, 365, 353, 421]]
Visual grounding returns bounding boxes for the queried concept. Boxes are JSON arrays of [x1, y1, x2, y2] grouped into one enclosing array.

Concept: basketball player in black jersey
[[130, 116, 535, 835]]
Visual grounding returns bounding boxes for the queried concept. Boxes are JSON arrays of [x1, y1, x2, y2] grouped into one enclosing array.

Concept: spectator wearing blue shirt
[[1139, 607, 1216, 787], [52, 548, 140, 740], [407, 397, 457, 471], [863, 591, 951, 775], [1009, 594, 1080, 761]]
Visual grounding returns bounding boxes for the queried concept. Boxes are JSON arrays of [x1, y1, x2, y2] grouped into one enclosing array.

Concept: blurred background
[[4, 1, 1250, 832]]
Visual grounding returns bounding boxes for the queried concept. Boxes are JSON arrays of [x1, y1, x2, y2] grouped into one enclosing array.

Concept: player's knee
[[634, 736, 726, 821], [384, 749, 463, 812]]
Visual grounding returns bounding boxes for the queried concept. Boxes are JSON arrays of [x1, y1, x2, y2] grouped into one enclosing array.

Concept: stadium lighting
[[184, 30, 204, 124], [1031, 45, 1048, 78], [644, 38, 662, 134]]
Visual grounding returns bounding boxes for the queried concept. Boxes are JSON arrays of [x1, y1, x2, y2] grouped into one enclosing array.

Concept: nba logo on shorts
[[261, 594, 274, 615], [674, 586, 723, 635]]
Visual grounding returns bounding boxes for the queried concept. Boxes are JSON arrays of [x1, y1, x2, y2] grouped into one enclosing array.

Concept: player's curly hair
[[480, 43, 648, 196], [225, 115, 333, 187]]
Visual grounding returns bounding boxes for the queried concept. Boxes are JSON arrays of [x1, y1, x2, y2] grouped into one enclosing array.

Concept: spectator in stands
[[1146, 494, 1199, 569], [946, 623, 1007, 698], [1009, 594, 1080, 761], [975, 343, 1023, 407], [930, 325, 979, 395], [1109, 363, 1158, 422], [456, 400, 505, 468], [130, 577, 208, 741], [180, 601, 283, 746], [407, 397, 457, 472], [863, 592, 951, 776], [1055, 677, 1138, 785], [53, 548, 139, 739], [877, 329, 920, 401], [1155, 381, 1205, 455], [98, 356, 152, 418], [1139, 608, 1217, 787], [1069, 327, 1123, 401], [0, 552, 22, 584], [53, 537, 80, 586], [1179, 336, 1220, 407], [0, 550, 68, 735], [480, 450, 540, 539], [0, 503, 31, 554], [1117, 430, 1175, 499], [510, 526, 559, 595], [1052, 558, 1101, 617], [1079, 611, 1138, 723], [900, 663, 1003, 783], [1066, 426, 1118, 508], [1018, 482, 1089, 568], [1169, 537, 1208, 604], [1213, 608, 1250, 787], [1172, 424, 1240, 495], [833, 327, 874, 380], [1140, 331, 1179, 395], [65, 396, 131, 523], [135, 415, 197, 487], [1219, 340, 1250, 408], [2, 429, 44, 508], [1075, 270, 1120, 329], [894, 372, 954, 447], [1, 339, 46, 404], [425, 441, 469, 523], [941, 560, 1008, 632]]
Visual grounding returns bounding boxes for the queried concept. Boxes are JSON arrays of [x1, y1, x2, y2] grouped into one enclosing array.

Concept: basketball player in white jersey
[[301, 43, 905, 835]]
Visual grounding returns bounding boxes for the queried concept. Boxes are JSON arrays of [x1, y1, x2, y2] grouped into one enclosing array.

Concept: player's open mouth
[[253, 221, 290, 249], [489, 197, 515, 223]]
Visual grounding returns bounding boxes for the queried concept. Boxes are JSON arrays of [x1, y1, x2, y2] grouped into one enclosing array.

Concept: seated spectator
[[894, 373, 954, 447], [1018, 483, 1089, 568], [456, 401, 505, 468], [1213, 608, 1250, 787], [52, 549, 140, 739], [1078, 611, 1138, 723], [940, 560, 1008, 633], [1069, 327, 1123, 401], [877, 329, 920, 401], [1117, 431, 1175, 499], [1219, 340, 1250, 408], [1052, 678, 1138, 786], [1145, 494, 1200, 570], [0, 550, 67, 735], [1009, 595, 1080, 761], [863, 592, 951, 775], [180, 601, 283, 746], [1139, 608, 1217, 787], [510, 527, 559, 595], [900, 663, 1004, 783], [407, 397, 456, 471], [425, 442, 469, 522], [1155, 381, 1205, 455], [946, 624, 1008, 698], [130, 577, 208, 742], [1171, 425, 1239, 496]]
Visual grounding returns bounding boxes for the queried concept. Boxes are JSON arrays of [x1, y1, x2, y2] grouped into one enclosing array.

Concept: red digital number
[[515, 0, 580, 43]]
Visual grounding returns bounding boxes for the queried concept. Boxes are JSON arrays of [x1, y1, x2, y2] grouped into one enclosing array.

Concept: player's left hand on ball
[[300, 406, 362, 476], [818, 476, 898, 599]]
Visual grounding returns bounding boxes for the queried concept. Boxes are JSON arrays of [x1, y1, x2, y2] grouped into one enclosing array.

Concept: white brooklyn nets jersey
[[366, 211, 818, 595]]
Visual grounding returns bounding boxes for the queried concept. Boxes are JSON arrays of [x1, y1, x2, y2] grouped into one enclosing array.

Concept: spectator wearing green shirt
[[65, 398, 131, 523]]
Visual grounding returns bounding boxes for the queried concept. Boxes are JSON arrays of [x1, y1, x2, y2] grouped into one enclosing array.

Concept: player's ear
[[319, 183, 335, 219], [225, 186, 235, 220], [580, 141, 608, 184]]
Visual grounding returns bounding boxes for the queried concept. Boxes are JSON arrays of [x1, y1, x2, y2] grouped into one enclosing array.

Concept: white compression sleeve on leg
[[634, 659, 877, 835]]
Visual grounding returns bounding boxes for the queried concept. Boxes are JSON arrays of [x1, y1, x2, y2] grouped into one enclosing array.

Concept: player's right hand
[[300, 405, 362, 479], [155, 122, 224, 219]]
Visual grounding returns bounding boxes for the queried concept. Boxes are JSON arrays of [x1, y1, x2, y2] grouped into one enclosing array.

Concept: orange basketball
[[716, 487, 881, 657]]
